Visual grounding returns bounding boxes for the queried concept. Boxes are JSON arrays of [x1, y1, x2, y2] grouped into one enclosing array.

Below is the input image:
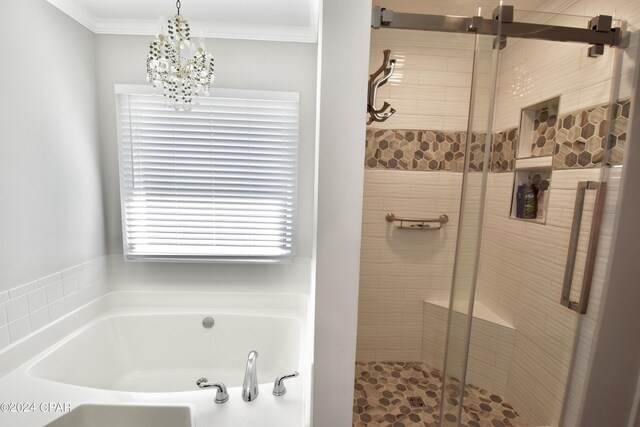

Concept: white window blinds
[[116, 87, 299, 261]]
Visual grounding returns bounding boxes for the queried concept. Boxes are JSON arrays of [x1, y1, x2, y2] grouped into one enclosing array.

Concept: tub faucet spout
[[242, 350, 259, 402]]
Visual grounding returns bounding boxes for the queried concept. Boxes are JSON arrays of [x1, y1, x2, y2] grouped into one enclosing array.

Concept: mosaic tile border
[[554, 104, 609, 169], [608, 98, 629, 167], [531, 107, 558, 157], [491, 127, 518, 173], [365, 98, 630, 173], [365, 129, 466, 172]]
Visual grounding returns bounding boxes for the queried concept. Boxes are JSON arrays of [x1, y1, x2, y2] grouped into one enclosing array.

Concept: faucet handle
[[197, 377, 229, 404], [273, 371, 299, 396]]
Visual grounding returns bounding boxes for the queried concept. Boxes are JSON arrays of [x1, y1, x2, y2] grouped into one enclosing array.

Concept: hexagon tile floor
[[353, 362, 522, 427]]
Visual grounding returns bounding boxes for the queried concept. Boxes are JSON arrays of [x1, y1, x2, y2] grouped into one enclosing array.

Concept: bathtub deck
[[353, 361, 522, 427]]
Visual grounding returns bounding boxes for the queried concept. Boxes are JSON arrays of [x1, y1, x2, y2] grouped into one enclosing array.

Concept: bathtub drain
[[202, 317, 215, 328]]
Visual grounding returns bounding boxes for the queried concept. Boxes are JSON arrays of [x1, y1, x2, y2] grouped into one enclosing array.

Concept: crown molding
[[45, 0, 318, 43], [46, 0, 96, 32], [92, 19, 318, 43]]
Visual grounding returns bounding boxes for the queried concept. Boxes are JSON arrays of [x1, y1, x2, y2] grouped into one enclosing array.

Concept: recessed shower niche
[[509, 97, 560, 224]]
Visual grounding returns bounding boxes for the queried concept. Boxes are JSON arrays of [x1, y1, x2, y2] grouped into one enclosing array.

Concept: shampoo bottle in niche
[[522, 181, 538, 219]]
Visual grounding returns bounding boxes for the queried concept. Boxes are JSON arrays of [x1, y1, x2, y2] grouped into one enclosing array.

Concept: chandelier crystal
[[146, 1, 214, 110]]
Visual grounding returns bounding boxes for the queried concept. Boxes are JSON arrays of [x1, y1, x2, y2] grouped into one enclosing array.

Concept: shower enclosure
[[355, 4, 628, 426]]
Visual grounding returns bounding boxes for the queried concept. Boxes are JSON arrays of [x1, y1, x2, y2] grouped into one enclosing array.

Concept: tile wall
[[357, 170, 462, 361], [0, 257, 108, 352], [474, 168, 619, 425], [474, 4, 639, 422], [357, 24, 474, 362], [422, 301, 516, 395], [366, 98, 630, 175], [369, 29, 474, 131]]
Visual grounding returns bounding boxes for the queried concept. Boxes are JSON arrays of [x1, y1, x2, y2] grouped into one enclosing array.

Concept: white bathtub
[[0, 291, 310, 427], [29, 312, 301, 393]]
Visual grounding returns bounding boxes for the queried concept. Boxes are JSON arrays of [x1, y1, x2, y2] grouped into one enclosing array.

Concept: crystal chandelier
[[146, 0, 214, 110]]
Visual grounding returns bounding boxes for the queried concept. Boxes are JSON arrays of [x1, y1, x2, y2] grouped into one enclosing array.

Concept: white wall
[[0, 0, 106, 291], [95, 34, 318, 292], [311, 0, 371, 425]]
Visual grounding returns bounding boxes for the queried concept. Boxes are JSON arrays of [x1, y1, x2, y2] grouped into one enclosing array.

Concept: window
[[115, 86, 299, 261]]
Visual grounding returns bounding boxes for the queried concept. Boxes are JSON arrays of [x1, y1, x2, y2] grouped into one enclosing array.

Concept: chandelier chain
[[176, 0, 181, 15]]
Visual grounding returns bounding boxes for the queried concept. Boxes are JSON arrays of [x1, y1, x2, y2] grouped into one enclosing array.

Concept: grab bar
[[560, 181, 606, 314], [385, 213, 449, 230]]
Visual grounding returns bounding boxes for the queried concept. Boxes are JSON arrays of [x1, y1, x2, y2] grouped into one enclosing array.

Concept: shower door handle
[[561, 181, 606, 314]]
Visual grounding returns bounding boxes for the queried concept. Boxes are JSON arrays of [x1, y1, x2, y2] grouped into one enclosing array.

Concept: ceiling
[[48, 0, 567, 43], [46, 0, 320, 42]]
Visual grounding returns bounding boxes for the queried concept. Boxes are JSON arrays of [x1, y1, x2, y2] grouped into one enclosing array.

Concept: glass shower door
[[439, 6, 503, 426], [441, 7, 625, 427]]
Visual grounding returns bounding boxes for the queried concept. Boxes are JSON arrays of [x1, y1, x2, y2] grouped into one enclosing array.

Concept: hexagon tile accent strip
[[608, 98, 630, 166], [365, 98, 630, 173], [552, 98, 630, 169], [531, 107, 558, 157], [353, 362, 522, 427], [365, 129, 467, 172], [491, 127, 518, 173], [554, 104, 609, 169]]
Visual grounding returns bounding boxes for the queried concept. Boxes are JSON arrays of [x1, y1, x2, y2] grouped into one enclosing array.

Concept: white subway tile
[[8, 281, 38, 299], [0, 292, 8, 304], [27, 288, 48, 313], [8, 317, 31, 342], [0, 304, 6, 327], [0, 326, 9, 350], [29, 308, 50, 332], [62, 264, 82, 278], [5, 296, 29, 323], [48, 299, 66, 321], [45, 281, 64, 303], [62, 274, 79, 296], [37, 272, 63, 288], [64, 293, 81, 313]]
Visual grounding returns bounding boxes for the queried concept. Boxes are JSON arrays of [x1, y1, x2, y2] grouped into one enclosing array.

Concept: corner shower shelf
[[514, 156, 553, 170]]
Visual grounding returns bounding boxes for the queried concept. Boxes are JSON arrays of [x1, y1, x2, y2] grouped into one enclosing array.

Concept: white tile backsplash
[[62, 274, 79, 296], [45, 281, 64, 304], [8, 317, 31, 342], [8, 281, 37, 299], [0, 327, 9, 349], [64, 292, 81, 313], [37, 272, 62, 288], [27, 288, 47, 313], [48, 299, 66, 322], [0, 305, 7, 328], [29, 308, 50, 332], [5, 297, 29, 323], [0, 256, 108, 352]]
